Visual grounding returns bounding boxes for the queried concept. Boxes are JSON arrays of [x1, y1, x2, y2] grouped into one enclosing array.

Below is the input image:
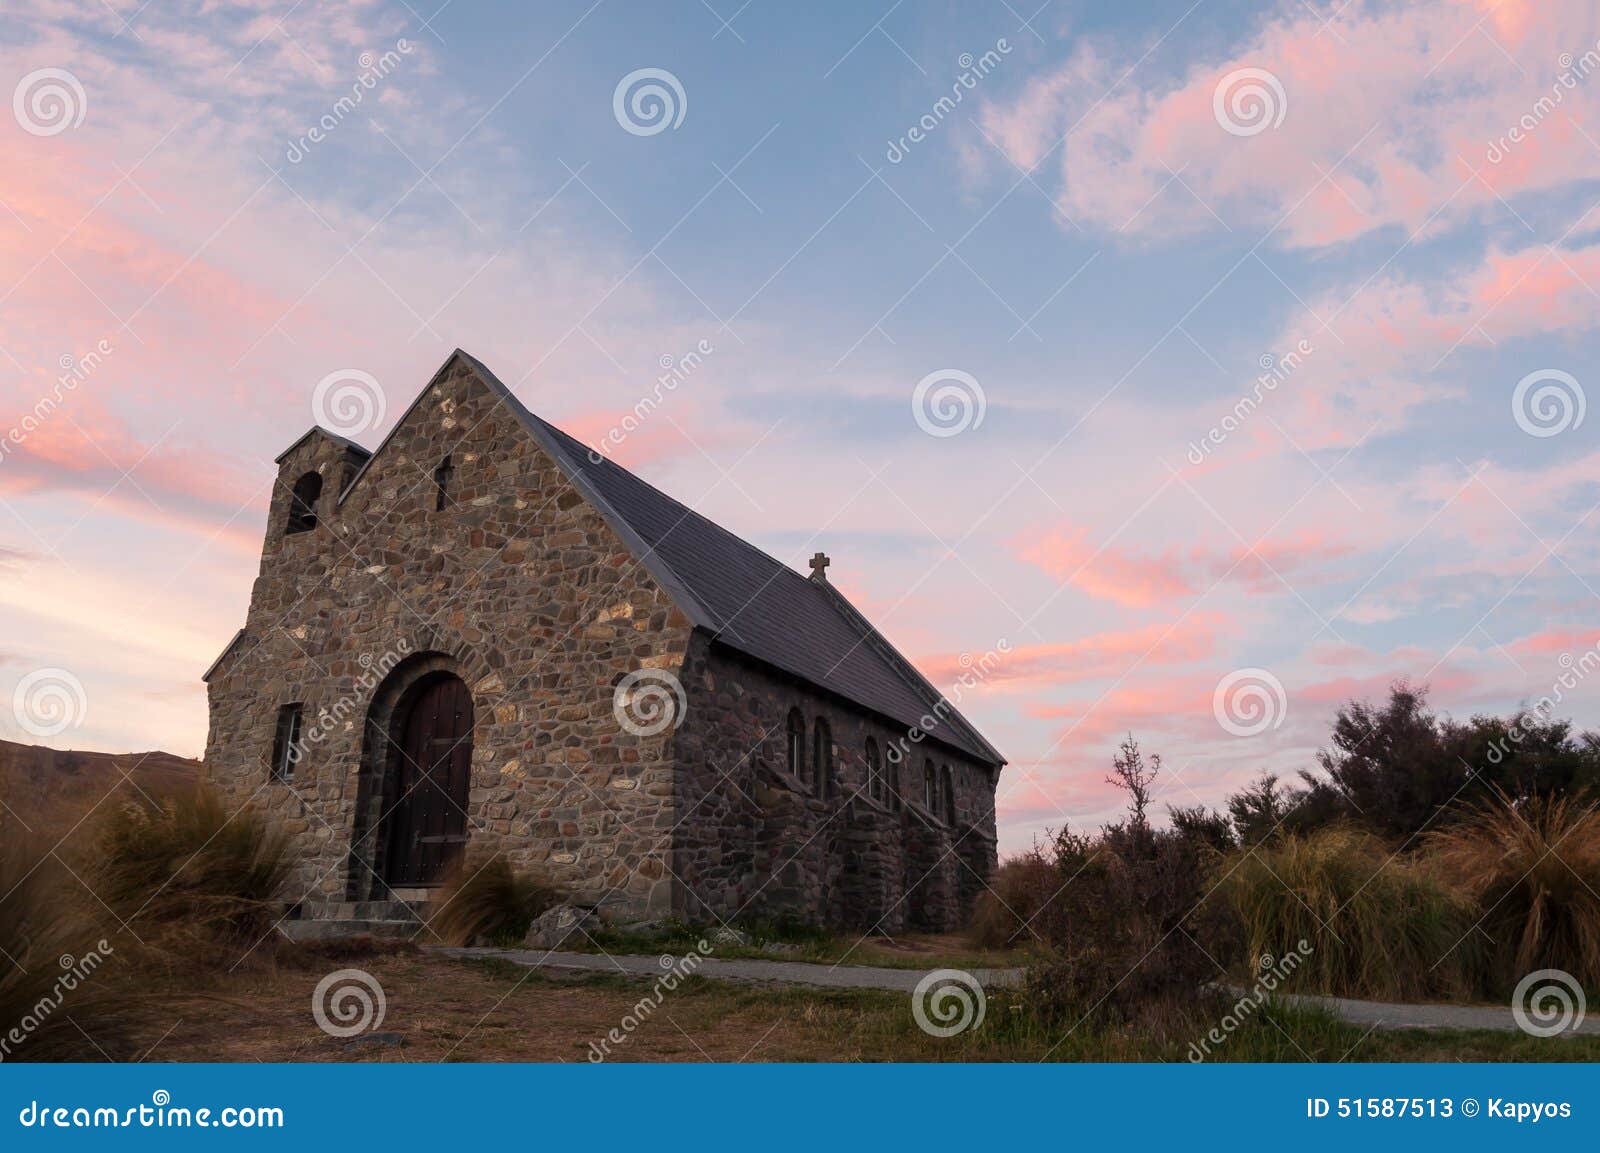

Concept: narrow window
[[286, 472, 322, 535], [786, 708, 806, 785], [271, 703, 304, 780], [924, 758, 936, 811], [865, 738, 882, 802], [886, 747, 902, 810], [942, 764, 956, 825], [813, 718, 833, 798], [434, 455, 455, 511]]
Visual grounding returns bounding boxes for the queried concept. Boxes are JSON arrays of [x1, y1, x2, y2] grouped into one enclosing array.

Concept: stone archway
[[346, 652, 476, 900]]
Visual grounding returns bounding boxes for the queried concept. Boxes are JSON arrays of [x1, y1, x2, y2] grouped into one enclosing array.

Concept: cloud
[[977, 0, 1600, 247]]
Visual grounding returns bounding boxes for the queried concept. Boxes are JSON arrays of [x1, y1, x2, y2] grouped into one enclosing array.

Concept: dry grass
[[426, 853, 562, 947], [1216, 826, 1480, 1001], [968, 851, 1057, 951], [94, 788, 292, 951], [1427, 789, 1600, 993]]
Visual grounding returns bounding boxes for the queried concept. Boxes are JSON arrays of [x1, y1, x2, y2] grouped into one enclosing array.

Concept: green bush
[[1215, 826, 1479, 1000]]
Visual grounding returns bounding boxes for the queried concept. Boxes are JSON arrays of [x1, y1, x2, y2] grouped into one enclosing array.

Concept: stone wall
[[670, 633, 999, 931]]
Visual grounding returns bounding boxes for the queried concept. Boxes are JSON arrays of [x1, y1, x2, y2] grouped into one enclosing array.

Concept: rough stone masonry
[[203, 350, 1004, 931]]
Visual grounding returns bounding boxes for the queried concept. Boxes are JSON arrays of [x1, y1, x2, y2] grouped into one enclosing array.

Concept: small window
[[433, 455, 454, 511], [271, 704, 304, 780], [286, 472, 322, 535], [942, 764, 956, 825], [786, 708, 806, 784], [886, 747, 902, 810], [813, 718, 833, 798], [865, 738, 882, 802], [924, 758, 936, 811]]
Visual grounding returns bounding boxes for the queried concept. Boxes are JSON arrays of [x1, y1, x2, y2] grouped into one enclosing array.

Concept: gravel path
[[434, 946, 1024, 992], [1264, 990, 1600, 1035], [441, 947, 1597, 1035]]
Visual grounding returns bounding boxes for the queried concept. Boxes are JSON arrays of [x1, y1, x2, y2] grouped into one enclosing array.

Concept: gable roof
[[274, 426, 373, 465], [336, 349, 1004, 766]]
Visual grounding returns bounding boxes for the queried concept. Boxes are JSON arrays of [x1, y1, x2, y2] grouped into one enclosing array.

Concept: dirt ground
[[116, 946, 925, 1063]]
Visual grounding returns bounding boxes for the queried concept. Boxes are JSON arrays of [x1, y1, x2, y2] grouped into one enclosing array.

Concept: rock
[[707, 926, 751, 948], [345, 1032, 406, 1050], [522, 903, 600, 950]]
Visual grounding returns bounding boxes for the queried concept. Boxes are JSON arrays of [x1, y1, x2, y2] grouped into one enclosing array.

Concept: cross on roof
[[809, 551, 830, 582]]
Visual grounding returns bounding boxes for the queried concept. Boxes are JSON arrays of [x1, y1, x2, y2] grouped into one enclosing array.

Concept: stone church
[[204, 350, 1004, 932]]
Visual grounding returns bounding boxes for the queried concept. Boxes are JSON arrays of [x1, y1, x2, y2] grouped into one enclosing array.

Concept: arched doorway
[[380, 671, 474, 886]]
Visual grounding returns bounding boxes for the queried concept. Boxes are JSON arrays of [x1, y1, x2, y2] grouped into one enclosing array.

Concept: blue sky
[[2, 0, 1599, 852]]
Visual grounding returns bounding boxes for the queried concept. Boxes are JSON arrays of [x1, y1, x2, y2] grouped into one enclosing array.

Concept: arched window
[[434, 455, 454, 511], [286, 471, 322, 535], [813, 717, 833, 798], [942, 764, 956, 825], [886, 746, 902, 810], [924, 758, 936, 811], [786, 708, 806, 785], [865, 738, 882, 802]]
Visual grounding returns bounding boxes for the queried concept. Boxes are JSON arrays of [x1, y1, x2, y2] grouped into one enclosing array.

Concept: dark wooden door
[[385, 674, 474, 886]]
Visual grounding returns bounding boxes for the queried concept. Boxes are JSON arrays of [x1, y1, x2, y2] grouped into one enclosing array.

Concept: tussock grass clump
[[1217, 826, 1478, 1001], [427, 854, 561, 947], [95, 788, 291, 945], [0, 836, 124, 1060], [1427, 789, 1600, 994]]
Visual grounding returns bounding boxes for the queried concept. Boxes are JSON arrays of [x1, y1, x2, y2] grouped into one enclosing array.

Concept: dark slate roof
[[342, 350, 1004, 766], [274, 426, 373, 465]]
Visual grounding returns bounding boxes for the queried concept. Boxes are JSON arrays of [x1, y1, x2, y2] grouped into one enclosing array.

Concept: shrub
[[427, 853, 561, 947], [1215, 826, 1479, 1000], [1427, 789, 1600, 994], [968, 847, 1058, 950], [96, 788, 291, 945], [0, 837, 123, 1060]]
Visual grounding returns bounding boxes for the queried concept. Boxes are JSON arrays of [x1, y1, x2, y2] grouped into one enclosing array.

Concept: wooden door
[[384, 674, 474, 886]]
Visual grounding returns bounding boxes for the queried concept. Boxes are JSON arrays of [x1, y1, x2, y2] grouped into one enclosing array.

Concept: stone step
[[294, 899, 430, 923], [277, 919, 422, 943]]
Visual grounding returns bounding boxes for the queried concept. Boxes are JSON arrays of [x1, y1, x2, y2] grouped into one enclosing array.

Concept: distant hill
[[0, 738, 202, 847]]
